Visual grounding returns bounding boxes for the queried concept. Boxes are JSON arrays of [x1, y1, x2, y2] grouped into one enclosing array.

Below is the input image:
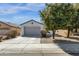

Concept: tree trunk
[[67, 27, 70, 38], [52, 30, 55, 39], [75, 27, 77, 33]]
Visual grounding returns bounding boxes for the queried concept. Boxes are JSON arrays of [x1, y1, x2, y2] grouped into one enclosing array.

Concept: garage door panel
[[24, 34, 40, 37], [24, 27, 41, 37]]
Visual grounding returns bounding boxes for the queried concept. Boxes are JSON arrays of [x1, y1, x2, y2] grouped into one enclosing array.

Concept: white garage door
[[24, 27, 41, 37]]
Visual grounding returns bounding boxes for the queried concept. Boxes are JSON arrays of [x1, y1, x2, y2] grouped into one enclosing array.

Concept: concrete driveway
[[0, 36, 79, 56]]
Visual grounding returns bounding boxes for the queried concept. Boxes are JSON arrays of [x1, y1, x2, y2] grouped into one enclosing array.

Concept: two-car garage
[[20, 20, 43, 37]]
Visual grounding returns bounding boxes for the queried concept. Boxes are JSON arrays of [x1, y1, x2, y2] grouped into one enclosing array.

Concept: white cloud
[[0, 3, 44, 24], [0, 5, 31, 14], [0, 14, 41, 25], [10, 15, 41, 24], [0, 3, 45, 15], [0, 18, 11, 22]]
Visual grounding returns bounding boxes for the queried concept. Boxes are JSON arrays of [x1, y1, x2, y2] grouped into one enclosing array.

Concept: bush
[[0, 36, 2, 42], [41, 30, 47, 37], [7, 30, 17, 38]]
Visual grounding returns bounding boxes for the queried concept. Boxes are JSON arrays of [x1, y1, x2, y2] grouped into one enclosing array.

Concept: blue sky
[[0, 3, 45, 25]]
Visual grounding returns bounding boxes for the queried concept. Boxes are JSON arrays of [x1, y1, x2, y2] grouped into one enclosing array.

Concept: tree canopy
[[40, 3, 79, 38]]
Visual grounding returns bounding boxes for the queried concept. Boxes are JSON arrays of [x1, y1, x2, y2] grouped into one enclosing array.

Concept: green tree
[[40, 3, 63, 39], [74, 9, 79, 33], [40, 3, 75, 38], [60, 4, 75, 38]]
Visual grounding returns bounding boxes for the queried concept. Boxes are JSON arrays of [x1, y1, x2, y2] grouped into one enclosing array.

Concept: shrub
[[7, 30, 17, 38], [0, 36, 2, 42], [41, 30, 47, 37]]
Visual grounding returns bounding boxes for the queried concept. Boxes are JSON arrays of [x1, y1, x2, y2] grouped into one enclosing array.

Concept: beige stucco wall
[[0, 22, 21, 36], [0, 22, 10, 29]]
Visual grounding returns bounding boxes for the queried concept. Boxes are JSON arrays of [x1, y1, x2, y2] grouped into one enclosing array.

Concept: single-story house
[[20, 20, 44, 37], [0, 21, 21, 36]]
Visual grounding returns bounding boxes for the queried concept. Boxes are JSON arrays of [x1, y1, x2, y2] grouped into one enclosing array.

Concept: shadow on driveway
[[53, 39, 79, 56], [68, 36, 79, 41]]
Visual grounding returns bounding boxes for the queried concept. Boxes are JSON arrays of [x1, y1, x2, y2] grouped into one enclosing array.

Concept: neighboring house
[[20, 20, 44, 37], [0, 21, 21, 36]]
